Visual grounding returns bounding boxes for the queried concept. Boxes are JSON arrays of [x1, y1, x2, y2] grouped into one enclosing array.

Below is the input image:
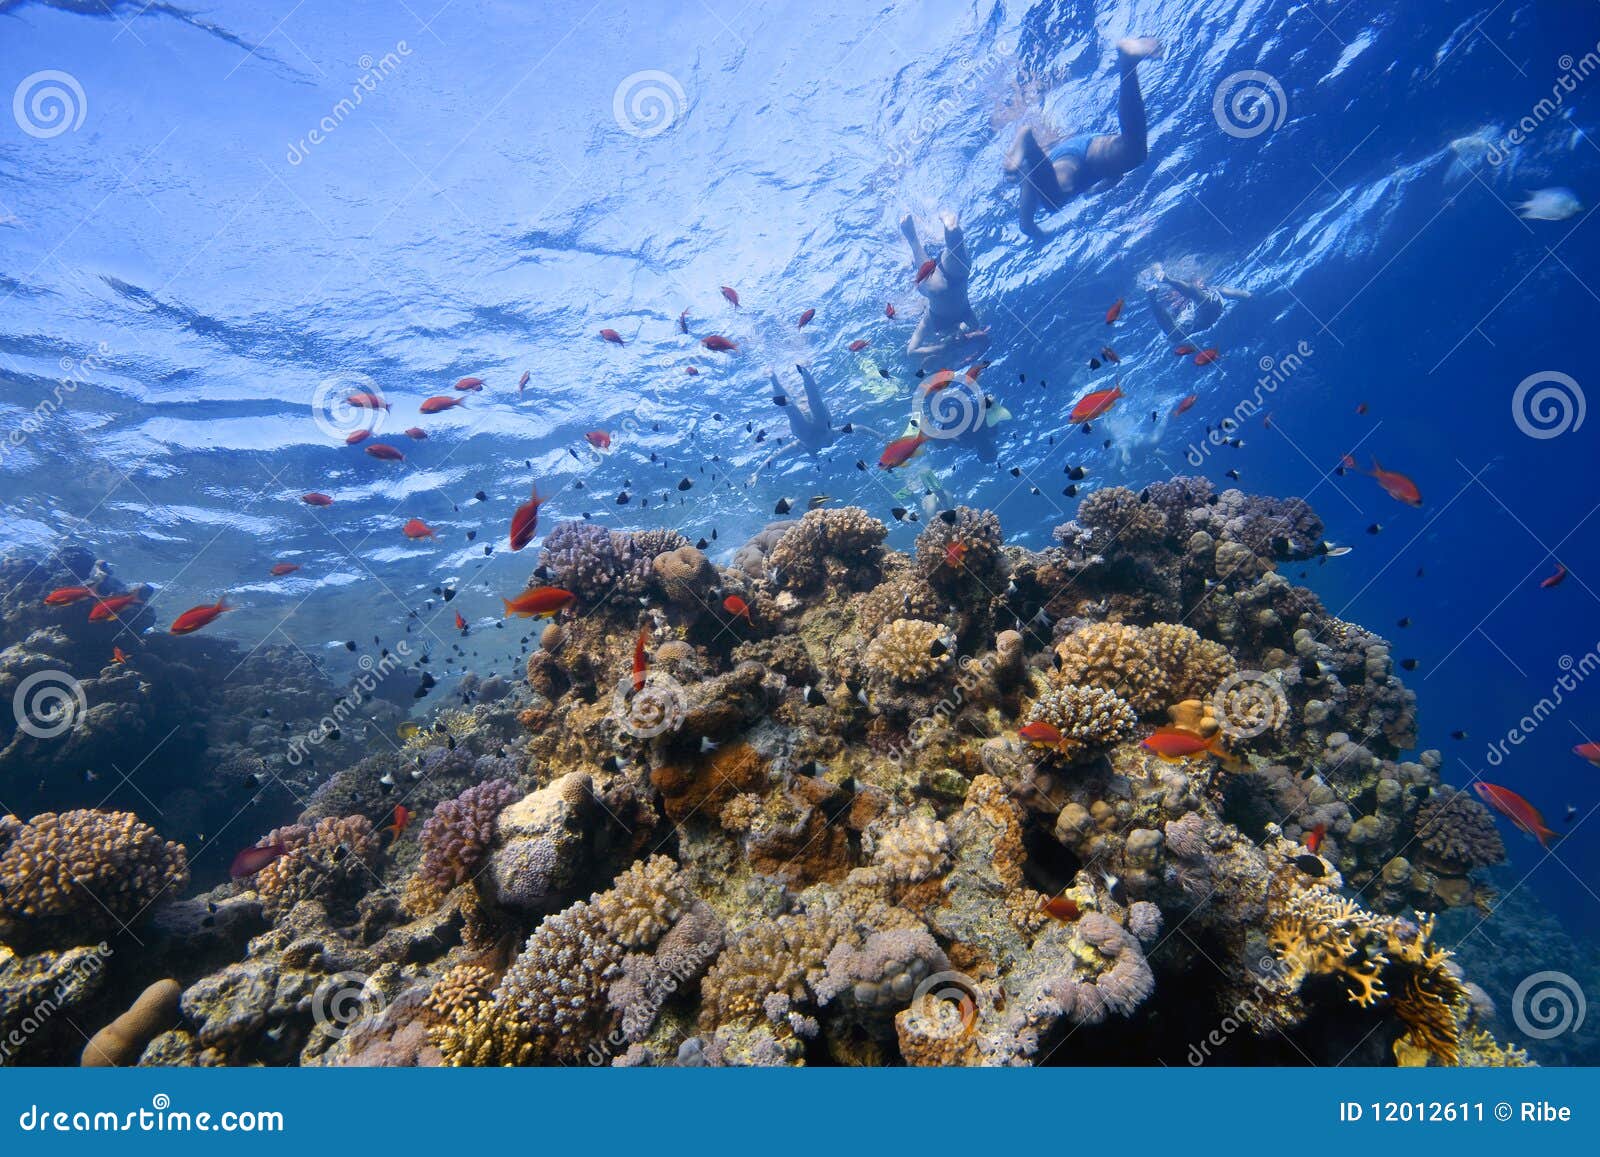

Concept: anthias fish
[[453, 376, 484, 391], [420, 396, 466, 414], [1070, 385, 1123, 424], [585, 430, 612, 450], [1141, 727, 1226, 761], [600, 328, 625, 344], [88, 593, 141, 622], [402, 518, 437, 540], [302, 492, 334, 506], [1474, 782, 1559, 848], [701, 335, 738, 352], [503, 586, 577, 618], [797, 308, 815, 328], [509, 487, 546, 551], [44, 585, 97, 606], [1104, 297, 1123, 324], [229, 842, 288, 879], [878, 432, 928, 470], [365, 443, 404, 461], [170, 598, 230, 635], [915, 258, 938, 284]]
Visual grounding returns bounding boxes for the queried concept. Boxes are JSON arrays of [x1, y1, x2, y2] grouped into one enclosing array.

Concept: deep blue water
[[3, 0, 1600, 944]]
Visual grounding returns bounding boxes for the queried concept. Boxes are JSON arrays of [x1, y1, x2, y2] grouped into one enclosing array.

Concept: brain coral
[[864, 619, 955, 686], [0, 809, 189, 949], [1413, 788, 1506, 874], [650, 544, 712, 603], [1053, 622, 1235, 715], [1025, 682, 1139, 749], [767, 507, 887, 591]]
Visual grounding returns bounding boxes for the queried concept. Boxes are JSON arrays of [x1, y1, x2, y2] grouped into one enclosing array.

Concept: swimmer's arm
[[1216, 286, 1252, 300]]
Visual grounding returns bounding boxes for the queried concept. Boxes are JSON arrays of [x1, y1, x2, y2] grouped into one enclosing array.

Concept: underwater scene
[[1, 0, 1599, 1073]]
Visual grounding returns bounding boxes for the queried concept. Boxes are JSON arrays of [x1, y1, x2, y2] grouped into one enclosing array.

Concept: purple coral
[[414, 778, 519, 897]]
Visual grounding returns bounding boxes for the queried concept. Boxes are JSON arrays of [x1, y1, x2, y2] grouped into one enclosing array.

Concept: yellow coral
[[864, 619, 954, 686], [1053, 622, 1235, 715]]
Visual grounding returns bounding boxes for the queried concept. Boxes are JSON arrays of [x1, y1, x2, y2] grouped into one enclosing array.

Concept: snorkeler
[[1144, 264, 1251, 340], [1003, 37, 1163, 241], [901, 210, 991, 369], [750, 364, 837, 481]]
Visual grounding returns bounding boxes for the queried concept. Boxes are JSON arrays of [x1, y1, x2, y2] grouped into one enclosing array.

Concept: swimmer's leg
[[941, 212, 970, 280], [1145, 289, 1180, 338], [796, 365, 830, 428], [1087, 38, 1160, 176], [900, 213, 929, 268]]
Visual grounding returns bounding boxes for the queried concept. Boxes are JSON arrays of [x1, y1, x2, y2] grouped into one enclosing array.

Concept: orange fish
[[585, 430, 612, 450], [111, 647, 130, 665], [885, 303, 897, 318], [170, 598, 230, 635], [1193, 348, 1221, 366], [345, 429, 371, 445], [1340, 454, 1356, 470], [384, 805, 411, 841], [402, 518, 437, 540], [701, 334, 738, 352], [721, 286, 740, 307], [88, 593, 141, 622], [454, 376, 484, 392], [509, 487, 545, 552], [878, 432, 928, 470], [1141, 726, 1226, 761], [848, 339, 869, 352], [1039, 894, 1080, 921], [1305, 822, 1326, 855], [346, 392, 389, 410], [1474, 782, 1559, 849], [1541, 564, 1568, 589], [1367, 458, 1422, 506], [1172, 394, 1198, 416], [404, 427, 428, 439], [633, 626, 649, 691], [1572, 742, 1600, 766], [1105, 297, 1124, 324], [1069, 384, 1123, 424], [685, 365, 700, 376], [600, 328, 625, 345], [1100, 346, 1120, 365], [1019, 720, 1070, 751], [365, 443, 404, 461], [503, 586, 577, 618], [44, 585, 97, 606], [302, 492, 334, 506], [944, 540, 968, 568], [420, 395, 466, 414], [518, 370, 530, 393], [1173, 344, 1196, 356], [915, 258, 938, 284], [723, 594, 753, 623], [797, 308, 815, 328], [269, 563, 300, 576], [454, 611, 467, 632]]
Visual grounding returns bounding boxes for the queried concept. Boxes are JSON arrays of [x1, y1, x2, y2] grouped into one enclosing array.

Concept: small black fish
[[466, 529, 477, 541], [696, 537, 709, 549], [939, 509, 957, 525], [802, 685, 827, 707], [928, 638, 948, 658], [1225, 469, 1240, 481], [1066, 465, 1086, 480], [1367, 523, 1382, 535], [773, 394, 787, 406], [443, 588, 456, 602], [1088, 357, 1101, 370], [345, 640, 357, 651], [890, 507, 908, 521], [774, 498, 793, 515], [878, 369, 890, 379], [679, 478, 692, 490], [1416, 567, 1425, 577], [1397, 617, 1411, 628], [1400, 658, 1418, 671], [856, 460, 867, 471], [841, 423, 854, 433], [474, 490, 487, 502], [1063, 485, 1078, 497], [600, 755, 623, 773], [1292, 854, 1326, 877], [484, 545, 493, 555], [573, 480, 585, 490], [1450, 730, 1468, 740], [1009, 466, 1021, 477]]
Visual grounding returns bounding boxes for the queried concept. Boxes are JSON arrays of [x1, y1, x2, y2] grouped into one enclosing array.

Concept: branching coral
[[767, 507, 887, 591], [863, 619, 954, 686], [1413, 788, 1505, 875], [1025, 682, 1139, 751], [914, 506, 1004, 590], [252, 814, 381, 922], [406, 778, 520, 912], [1052, 622, 1235, 715], [699, 908, 851, 1031]]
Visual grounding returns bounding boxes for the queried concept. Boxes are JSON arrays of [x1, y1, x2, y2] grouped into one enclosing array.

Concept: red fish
[[633, 626, 649, 691], [798, 308, 815, 328], [269, 563, 300, 576], [1574, 742, 1600, 766], [915, 258, 938, 284], [503, 586, 577, 618], [1367, 458, 1422, 506], [1141, 727, 1226, 761], [1172, 394, 1198, 416], [878, 432, 928, 470], [420, 395, 466, 414], [229, 842, 288, 879], [885, 303, 897, 318], [1039, 894, 1081, 921], [1193, 348, 1221, 366], [585, 430, 612, 450], [509, 487, 545, 552], [1019, 720, 1070, 751], [43, 586, 97, 606], [1305, 822, 1326, 855], [1105, 297, 1124, 324], [302, 492, 334, 506], [1474, 782, 1559, 849], [1356, 402, 1369, 415], [1069, 384, 1124, 424], [402, 518, 437, 540], [518, 370, 530, 393], [346, 392, 389, 410], [701, 334, 738, 352], [848, 339, 869, 352], [454, 376, 484, 392], [600, 328, 625, 345], [383, 805, 411, 841], [88, 593, 141, 622], [345, 429, 371, 445], [721, 286, 740, 307], [1541, 564, 1567, 589], [1100, 346, 1120, 365], [1173, 344, 1196, 356], [723, 595, 753, 623], [365, 443, 404, 461], [170, 598, 230, 635], [684, 365, 700, 376], [404, 427, 428, 439], [944, 540, 968, 569], [1340, 454, 1356, 470], [111, 647, 130, 665], [455, 611, 467, 632]]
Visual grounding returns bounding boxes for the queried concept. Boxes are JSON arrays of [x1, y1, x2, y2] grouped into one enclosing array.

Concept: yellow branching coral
[[863, 619, 954, 686], [1052, 622, 1235, 715]]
